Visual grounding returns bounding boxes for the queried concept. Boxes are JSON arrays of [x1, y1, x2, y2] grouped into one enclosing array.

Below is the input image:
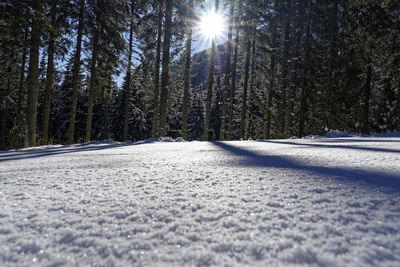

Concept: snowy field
[[1, 135, 400, 266]]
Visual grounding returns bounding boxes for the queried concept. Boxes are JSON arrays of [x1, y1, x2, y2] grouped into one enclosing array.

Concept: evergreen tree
[[220, 0, 234, 140], [181, 1, 194, 140], [204, 0, 219, 141], [158, 0, 173, 137], [25, 0, 42, 147], [67, 0, 85, 144], [41, 0, 58, 145], [1, 0, 399, 148]]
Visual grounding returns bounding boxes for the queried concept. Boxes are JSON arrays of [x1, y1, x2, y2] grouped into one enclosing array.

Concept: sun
[[198, 10, 225, 40]]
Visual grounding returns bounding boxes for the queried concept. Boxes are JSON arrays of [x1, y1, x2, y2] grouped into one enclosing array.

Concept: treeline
[[1, 0, 399, 149]]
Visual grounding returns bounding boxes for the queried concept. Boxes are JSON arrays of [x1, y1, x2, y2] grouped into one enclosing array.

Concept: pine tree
[[151, 2, 163, 138], [187, 86, 205, 141], [284, 0, 302, 138], [123, 1, 135, 141], [239, 36, 251, 140], [264, 19, 277, 139], [219, 0, 234, 141], [67, 0, 85, 144], [298, 0, 312, 138], [227, 13, 239, 140], [158, 0, 173, 137], [181, 1, 194, 140], [42, 0, 57, 145], [278, 0, 292, 138], [25, 0, 42, 147], [204, 0, 219, 141], [1, 0, 399, 148], [246, 37, 256, 140], [85, 3, 101, 142]]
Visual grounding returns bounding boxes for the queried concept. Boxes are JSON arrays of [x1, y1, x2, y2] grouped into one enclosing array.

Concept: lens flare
[[199, 10, 225, 40]]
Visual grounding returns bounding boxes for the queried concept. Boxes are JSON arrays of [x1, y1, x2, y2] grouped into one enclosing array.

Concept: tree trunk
[[181, 15, 193, 140], [123, 3, 134, 141], [0, 60, 12, 149], [239, 38, 251, 140], [227, 22, 239, 140], [285, 1, 302, 137], [18, 28, 28, 114], [85, 25, 100, 142], [204, 0, 219, 141], [278, 0, 291, 138], [67, 0, 85, 144], [246, 37, 256, 140], [25, 0, 42, 147], [325, 0, 338, 131], [204, 39, 216, 141], [219, 1, 234, 141], [151, 3, 163, 138], [264, 21, 277, 140], [102, 74, 112, 140], [42, 0, 57, 145], [157, 0, 173, 137], [362, 64, 372, 134], [298, 1, 312, 138], [0, 102, 7, 149]]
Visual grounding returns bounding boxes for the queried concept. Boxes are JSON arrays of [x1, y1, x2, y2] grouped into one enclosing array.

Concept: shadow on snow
[[212, 141, 400, 191], [260, 139, 400, 154], [0, 142, 137, 162]]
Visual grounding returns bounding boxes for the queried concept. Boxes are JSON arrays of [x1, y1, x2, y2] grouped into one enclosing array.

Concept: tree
[[227, 11, 239, 141], [151, 2, 163, 138], [298, 0, 312, 138], [239, 35, 251, 140], [123, 1, 135, 141], [278, 0, 292, 138], [158, 0, 173, 137], [204, 0, 219, 141], [246, 36, 256, 139], [264, 19, 277, 139], [219, 0, 234, 140], [85, 4, 103, 141], [181, 1, 194, 140], [284, 0, 302, 138], [25, 0, 42, 147], [1, 0, 399, 148], [67, 0, 85, 144], [42, 0, 57, 145]]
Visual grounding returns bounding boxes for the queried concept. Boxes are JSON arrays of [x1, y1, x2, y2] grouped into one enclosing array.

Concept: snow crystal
[[1, 135, 400, 266]]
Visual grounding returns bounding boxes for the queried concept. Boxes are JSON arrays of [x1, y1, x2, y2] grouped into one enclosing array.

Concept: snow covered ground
[[1, 135, 400, 266]]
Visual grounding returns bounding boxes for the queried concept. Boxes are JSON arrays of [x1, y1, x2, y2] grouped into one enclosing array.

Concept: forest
[[1, 0, 399, 149]]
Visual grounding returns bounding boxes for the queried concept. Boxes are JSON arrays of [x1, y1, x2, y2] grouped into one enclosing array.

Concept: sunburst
[[198, 9, 225, 41]]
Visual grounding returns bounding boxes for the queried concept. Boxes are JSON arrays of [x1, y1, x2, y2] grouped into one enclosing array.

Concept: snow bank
[[135, 137, 187, 144], [302, 130, 400, 139], [324, 129, 357, 138]]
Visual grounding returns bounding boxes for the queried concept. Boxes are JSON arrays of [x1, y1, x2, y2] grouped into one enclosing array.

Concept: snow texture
[[1, 135, 400, 266]]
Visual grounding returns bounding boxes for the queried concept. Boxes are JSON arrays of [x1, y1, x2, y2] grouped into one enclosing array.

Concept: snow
[[1, 135, 400, 266]]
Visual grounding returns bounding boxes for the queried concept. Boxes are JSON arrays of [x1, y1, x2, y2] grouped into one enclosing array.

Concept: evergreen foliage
[[1, 0, 399, 148]]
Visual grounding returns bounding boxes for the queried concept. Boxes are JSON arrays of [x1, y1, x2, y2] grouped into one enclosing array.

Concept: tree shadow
[[259, 139, 400, 154], [212, 141, 400, 191], [0, 142, 136, 162]]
